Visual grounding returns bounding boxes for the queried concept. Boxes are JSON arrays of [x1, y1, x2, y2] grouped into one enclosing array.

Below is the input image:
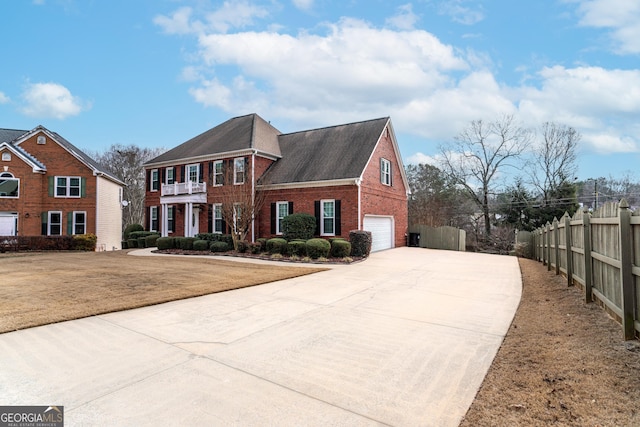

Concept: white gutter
[[251, 149, 256, 243], [356, 177, 362, 230]]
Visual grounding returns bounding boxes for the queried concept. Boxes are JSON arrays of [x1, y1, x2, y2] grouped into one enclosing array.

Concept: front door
[[192, 207, 200, 236]]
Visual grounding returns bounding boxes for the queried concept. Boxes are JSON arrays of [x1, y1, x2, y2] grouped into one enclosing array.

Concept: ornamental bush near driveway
[[306, 238, 331, 259]]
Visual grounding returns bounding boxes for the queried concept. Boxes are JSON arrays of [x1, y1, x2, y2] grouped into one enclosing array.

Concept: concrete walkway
[[0, 247, 521, 426]]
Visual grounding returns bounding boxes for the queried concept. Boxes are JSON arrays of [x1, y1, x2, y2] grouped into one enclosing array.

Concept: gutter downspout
[[251, 149, 256, 243], [356, 177, 362, 230]]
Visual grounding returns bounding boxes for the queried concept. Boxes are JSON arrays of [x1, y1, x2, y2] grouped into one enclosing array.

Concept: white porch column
[[184, 202, 193, 237], [161, 203, 169, 237]]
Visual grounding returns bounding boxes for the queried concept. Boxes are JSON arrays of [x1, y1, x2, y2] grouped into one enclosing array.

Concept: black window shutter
[[145, 207, 150, 231], [180, 165, 185, 182], [41, 212, 48, 235], [147, 170, 151, 191], [208, 161, 213, 184], [244, 157, 249, 182], [171, 206, 176, 232], [270, 203, 276, 234], [161, 168, 165, 185], [288, 201, 294, 215], [335, 200, 342, 235], [314, 201, 321, 236], [199, 163, 204, 182], [208, 206, 213, 233], [389, 162, 393, 186]]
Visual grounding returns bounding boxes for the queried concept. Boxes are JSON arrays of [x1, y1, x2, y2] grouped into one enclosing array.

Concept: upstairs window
[[187, 164, 200, 183], [0, 172, 19, 198], [1, 152, 10, 161], [213, 160, 224, 186], [234, 157, 245, 185], [165, 167, 175, 185], [55, 176, 81, 198], [151, 169, 159, 191], [381, 158, 392, 186]]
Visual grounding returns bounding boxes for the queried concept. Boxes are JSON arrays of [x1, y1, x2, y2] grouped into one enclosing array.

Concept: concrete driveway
[[0, 247, 521, 427]]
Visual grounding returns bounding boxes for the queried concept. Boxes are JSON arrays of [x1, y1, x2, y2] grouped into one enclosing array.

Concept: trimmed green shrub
[[156, 237, 175, 250], [349, 230, 372, 257], [306, 238, 331, 259], [282, 213, 316, 241], [176, 237, 196, 250], [123, 223, 143, 240], [145, 234, 160, 248], [137, 237, 147, 248], [266, 238, 287, 254], [72, 233, 97, 251], [257, 238, 268, 250], [287, 240, 307, 257], [330, 239, 351, 258], [193, 239, 209, 251], [237, 240, 249, 253], [210, 241, 229, 252], [195, 233, 234, 247], [127, 238, 138, 248], [121, 240, 128, 249], [249, 242, 262, 254]]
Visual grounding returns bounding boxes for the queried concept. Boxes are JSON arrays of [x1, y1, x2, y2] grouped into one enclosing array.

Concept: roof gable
[[146, 113, 281, 165], [263, 117, 390, 185], [0, 142, 46, 171]]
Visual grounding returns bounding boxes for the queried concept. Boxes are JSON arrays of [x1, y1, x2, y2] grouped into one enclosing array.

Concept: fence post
[[564, 213, 573, 287], [582, 209, 593, 303], [546, 222, 552, 271], [553, 218, 560, 275], [618, 199, 636, 340]]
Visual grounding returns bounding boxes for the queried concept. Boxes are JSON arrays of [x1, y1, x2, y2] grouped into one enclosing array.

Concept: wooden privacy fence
[[408, 225, 466, 251], [532, 200, 639, 340]]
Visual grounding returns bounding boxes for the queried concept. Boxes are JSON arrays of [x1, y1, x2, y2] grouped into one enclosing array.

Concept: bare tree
[[439, 114, 532, 237], [528, 122, 580, 203], [218, 157, 267, 250], [92, 144, 166, 231]]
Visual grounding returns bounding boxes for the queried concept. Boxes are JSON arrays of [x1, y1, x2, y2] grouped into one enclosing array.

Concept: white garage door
[[363, 216, 394, 252], [0, 213, 17, 236]]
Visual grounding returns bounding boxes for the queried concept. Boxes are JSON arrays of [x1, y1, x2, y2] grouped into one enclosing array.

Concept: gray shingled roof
[[146, 113, 281, 165], [262, 117, 390, 184], [0, 126, 123, 184]]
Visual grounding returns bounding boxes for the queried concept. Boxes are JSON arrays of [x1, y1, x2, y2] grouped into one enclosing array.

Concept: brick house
[[144, 114, 409, 251], [0, 126, 125, 250]]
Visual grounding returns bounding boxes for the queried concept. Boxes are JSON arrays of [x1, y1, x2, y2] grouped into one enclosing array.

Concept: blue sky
[[1, 0, 639, 181]]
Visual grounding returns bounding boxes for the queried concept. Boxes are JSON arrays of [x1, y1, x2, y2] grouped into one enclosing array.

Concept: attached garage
[[363, 215, 394, 252], [0, 213, 18, 236]]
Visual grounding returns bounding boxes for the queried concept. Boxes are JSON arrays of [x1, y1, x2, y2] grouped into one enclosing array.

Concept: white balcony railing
[[161, 181, 207, 196]]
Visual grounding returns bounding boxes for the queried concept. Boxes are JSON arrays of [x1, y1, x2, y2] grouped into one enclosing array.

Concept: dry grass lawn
[[0, 250, 326, 333]]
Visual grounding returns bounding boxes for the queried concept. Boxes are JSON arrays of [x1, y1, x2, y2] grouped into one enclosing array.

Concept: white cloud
[[386, 4, 419, 31], [292, 0, 314, 11], [154, 1, 269, 35], [20, 82, 88, 119], [0, 92, 9, 104], [572, 0, 640, 54], [405, 152, 438, 165], [438, 0, 485, 25]]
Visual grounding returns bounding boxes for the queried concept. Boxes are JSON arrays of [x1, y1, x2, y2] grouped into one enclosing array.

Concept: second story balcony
[[161, 181, 207, 196]]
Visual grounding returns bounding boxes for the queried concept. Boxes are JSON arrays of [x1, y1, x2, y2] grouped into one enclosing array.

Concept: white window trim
[[233, 157, 245, 185], [48, 211, 62, 236], [381, 158, 391, 186], [0, 173, 19, 198], [151, 169, 159, 192], [187, 163, 200, 183], [213, 160, 224, 186], [276, 201, 289, 235], [165, 167, 174, 185], [72, 211, 87, 235], [213, 203, 223, 234], [150, 206, 158, 232], [320, 199, 335, 236], [55, 176, 81, 198]]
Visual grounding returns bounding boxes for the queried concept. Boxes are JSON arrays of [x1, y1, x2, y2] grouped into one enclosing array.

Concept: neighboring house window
[[321, 199, 335, 236], [381, 158, 392, 186], [213, 204, 223, 233], [167, 206, 174, 233], [234, 157, 245, 185], [213, 160, 224, 186], [1, 152, 10, 161], [0, 172, 19, 198], [48, 211, 62, 235], [73, 211, 86, 235], [276, 201, 290, 235], [165, 167, 174, 185], [233, 203, 242, 233], [150, 206, 158, 232], [187, 164, 199, 183], [151, 169, 159, 191], [55, 176, 81, 198]]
